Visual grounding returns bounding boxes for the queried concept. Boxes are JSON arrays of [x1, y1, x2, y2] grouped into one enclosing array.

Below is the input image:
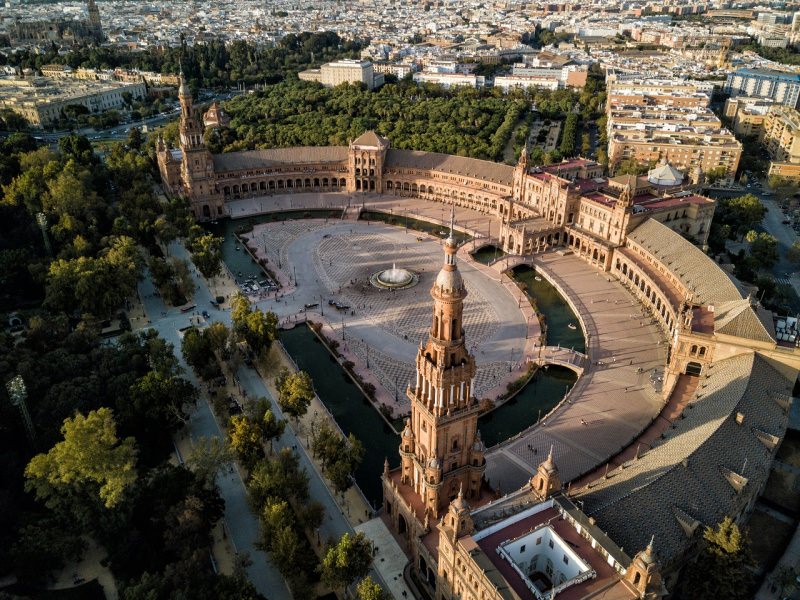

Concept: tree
[[262, 407, 286, 454], [186, 436, 234, 487], [260, 498, 294, 542], [228, 414, 265, 470], [125, 370, 197, 433], [277, 369, 314, 424], [248, 448, 309, 507], [788, 241, 800, 265], [357, 576, 388, 600], [681, 517, 754, 600], [189, 232, 223, 280], [25, 407, 138, 509], [746, 231, 779, 268], [231, 292, 278, 354], [271, 525, 301, 575], [320, 532, 374, 592], [768, 174, 799, 200], [328, 434, 364, 496], [726, 194, 766, 236]]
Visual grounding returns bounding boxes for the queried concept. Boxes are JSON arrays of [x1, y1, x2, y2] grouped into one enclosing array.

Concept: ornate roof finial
[[449, 205, 455, 238]]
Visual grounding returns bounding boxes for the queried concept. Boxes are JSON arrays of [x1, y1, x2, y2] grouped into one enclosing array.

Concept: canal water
[[477, 366, 576, 447], [360, 210, 471, 244], [280, 326, 399, 509], [203, 209, 342, 283], [512, 265, 585, 353], [471, 244, 505, 265]]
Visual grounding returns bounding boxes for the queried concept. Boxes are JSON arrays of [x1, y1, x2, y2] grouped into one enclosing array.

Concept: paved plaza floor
[[241, 220, 530, 411]]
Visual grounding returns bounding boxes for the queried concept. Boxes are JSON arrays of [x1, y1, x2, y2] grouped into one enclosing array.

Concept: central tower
[[400, 212, 485, 519]]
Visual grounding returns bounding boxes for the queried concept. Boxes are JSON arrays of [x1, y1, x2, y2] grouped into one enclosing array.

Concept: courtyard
[[214, 192, 669, 495]]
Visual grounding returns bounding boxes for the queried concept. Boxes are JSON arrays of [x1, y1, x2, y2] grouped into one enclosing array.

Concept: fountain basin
[[370, 263, 419, 290]]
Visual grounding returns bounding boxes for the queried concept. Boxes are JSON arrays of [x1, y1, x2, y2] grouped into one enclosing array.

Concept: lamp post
[[6, 375, 34, 443], [395, 375, 398, 401], [509, 347, 515, 372], [36, 212, 52, 257], [320, 294, 324, 317]]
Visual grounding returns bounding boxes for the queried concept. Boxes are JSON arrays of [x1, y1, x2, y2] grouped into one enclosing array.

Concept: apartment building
[[760, 105, 800, 179], [412, 71, 486, 89], [722, 96, 773, 137], [606, 78, 740, 181], [298, 59, 384, 90], [724, 68, 800, 109]]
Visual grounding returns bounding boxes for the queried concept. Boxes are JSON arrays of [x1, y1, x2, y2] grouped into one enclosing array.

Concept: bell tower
[[177, 71, 223, 220], [404, 210, 484, 518]]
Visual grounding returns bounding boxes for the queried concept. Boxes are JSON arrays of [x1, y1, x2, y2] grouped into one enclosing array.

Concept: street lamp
[[395, 375, 398, 401], [320, 294, 324, 317], [6, 375, 34, 442]]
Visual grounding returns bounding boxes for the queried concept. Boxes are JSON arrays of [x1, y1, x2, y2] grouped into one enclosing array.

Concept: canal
[[471, 244, 505, 265], [360, 210, 471, 244], [211, 216, 587, 499], [280, 325, 399, 509], [511, 264, 585, 353], [477, 366, 576, 447]]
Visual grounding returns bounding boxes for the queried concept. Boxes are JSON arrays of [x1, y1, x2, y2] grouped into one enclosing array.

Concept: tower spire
[[449, 205, 455, 240]]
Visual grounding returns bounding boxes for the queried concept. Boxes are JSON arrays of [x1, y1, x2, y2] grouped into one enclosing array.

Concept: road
[[136, 241, 387, 599], [759, 193, 798, 286]]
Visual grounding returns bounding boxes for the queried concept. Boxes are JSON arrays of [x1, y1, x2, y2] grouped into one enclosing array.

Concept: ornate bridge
[[535, 346, 587, 375]]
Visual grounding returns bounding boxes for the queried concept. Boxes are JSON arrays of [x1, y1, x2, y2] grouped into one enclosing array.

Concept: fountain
[[370, 262, 419, 290]]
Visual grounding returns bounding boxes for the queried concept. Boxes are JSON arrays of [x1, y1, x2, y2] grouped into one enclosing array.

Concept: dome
[[402, 419, 414, 438], [647, 161, 683, 186], [434, 267, 465, 295], [427, 457, 441, 470]]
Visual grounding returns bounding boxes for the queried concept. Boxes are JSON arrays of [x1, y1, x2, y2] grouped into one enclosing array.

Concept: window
[[536, 537, 542, 545], [520, 545, 526, 553], [549, 539, 554, 549], [563, 555, 569, 565]]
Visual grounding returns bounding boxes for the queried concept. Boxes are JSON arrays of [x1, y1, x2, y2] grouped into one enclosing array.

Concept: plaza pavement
[[240, 220, 532, 413], [484, 252, 668, 493]]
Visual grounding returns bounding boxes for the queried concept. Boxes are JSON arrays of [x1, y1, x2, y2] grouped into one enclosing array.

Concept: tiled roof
[[713, 299, 776, 343], [352, 130, 388, 147], [212, 146, 348, 172], [627, 219, 746, 305], [576, 354, 790, 565], [386, 149, 514, 186]]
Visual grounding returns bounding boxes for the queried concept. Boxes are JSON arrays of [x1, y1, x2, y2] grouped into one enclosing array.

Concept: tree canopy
[[25, 407, 138, 509], [320, 532, 374, 592]]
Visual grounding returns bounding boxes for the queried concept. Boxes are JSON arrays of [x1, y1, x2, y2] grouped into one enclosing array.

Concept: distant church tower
[[86, 0, 103, 41], [177, 72, 224, 220]]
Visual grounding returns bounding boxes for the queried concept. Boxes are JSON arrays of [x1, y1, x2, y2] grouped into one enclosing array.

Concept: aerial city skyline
[[3, 1, 800, 600]]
